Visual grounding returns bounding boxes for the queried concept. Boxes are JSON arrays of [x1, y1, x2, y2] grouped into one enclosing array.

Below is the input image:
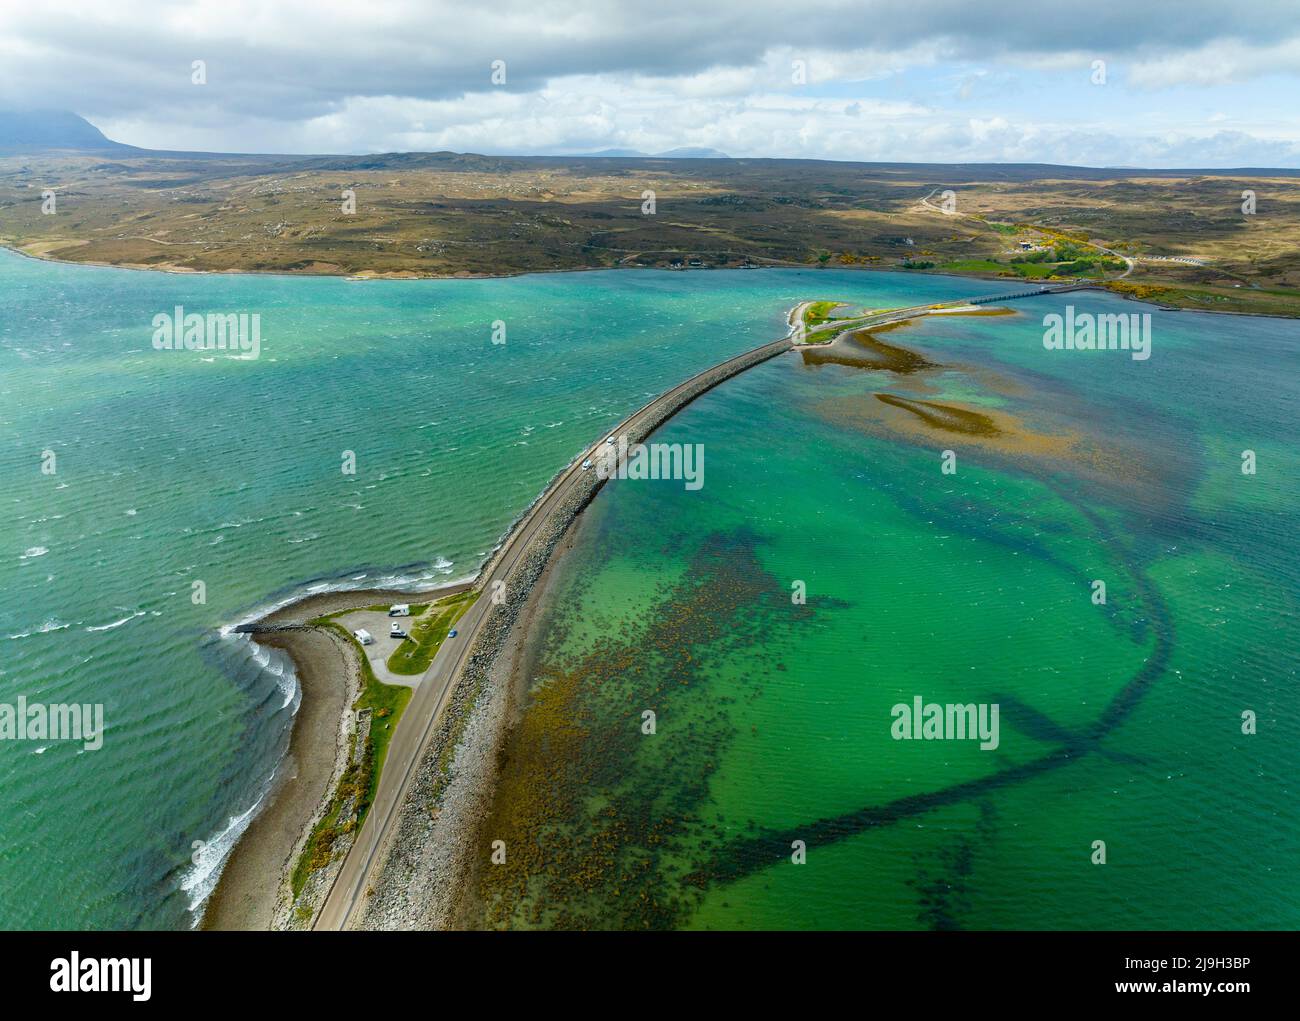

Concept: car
[[581, 459, 593, 470], [389, 624, 408, 639], [605, 435, 615, 445], [448, 629, 458, 638]]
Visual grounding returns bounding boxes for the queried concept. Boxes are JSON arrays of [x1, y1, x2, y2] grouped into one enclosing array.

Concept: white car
[[389, 624, 409, 640], [605, 436, 615, 445], [581, 459, 593, 471]]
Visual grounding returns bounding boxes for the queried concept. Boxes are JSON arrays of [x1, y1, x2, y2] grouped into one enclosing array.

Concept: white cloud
[[1127, 39, 1300, 88], [7, 1, 1300, 165]]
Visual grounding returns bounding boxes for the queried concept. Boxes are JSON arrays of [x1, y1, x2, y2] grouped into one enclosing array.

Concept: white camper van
[[388, 603, 410, 617], [353, 629, 374, 646]]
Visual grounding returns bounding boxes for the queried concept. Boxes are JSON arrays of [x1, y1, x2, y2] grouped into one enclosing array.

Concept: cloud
[[1127, 38, 1300, 88], [3, 1, 1300, 164]]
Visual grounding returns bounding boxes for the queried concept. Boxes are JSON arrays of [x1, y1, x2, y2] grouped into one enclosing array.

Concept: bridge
[[969, 285, 1058, 304], [802, 282, 1083, 343]]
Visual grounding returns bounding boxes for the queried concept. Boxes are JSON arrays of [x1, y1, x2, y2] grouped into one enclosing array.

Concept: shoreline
[[200, 623, 355, 930], [339, 336, 797, 930], [192, 270, 1290, 929], [0, 238, 807, 283], [5, 239, 1280, 320], [202, 327, 797, 931], [456, 484, 606, 927], [444, 494, 589, 929], [199, 580, 473, 930]]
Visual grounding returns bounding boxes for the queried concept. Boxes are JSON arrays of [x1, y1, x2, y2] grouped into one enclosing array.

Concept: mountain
[[577, 148, 651, 157], [568, 147, 731, 159], [292, 150, 527, 173], [654, 147, 730, 159], [0, 110, 139, 154]]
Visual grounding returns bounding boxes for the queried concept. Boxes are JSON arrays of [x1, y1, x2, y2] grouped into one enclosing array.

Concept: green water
[[484, 295, 1300, 929], [0, 249, 1002, 929]]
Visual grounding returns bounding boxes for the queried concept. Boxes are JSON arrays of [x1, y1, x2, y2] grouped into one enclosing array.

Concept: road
[[313, 332, 795, 930], [798, 284, 1064, 342], [917, 188, 1135, 278], [312, 281, 1071, 929]]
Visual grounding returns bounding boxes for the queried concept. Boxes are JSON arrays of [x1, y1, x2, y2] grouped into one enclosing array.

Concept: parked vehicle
[[388, 603, 410, 617], [390, 623, 408, 639], [353, 629, 374, 646]]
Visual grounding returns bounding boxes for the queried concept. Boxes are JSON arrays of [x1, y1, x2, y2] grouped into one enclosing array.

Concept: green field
[[937, 259, 1005, 274], [386, 590, 479, 676]]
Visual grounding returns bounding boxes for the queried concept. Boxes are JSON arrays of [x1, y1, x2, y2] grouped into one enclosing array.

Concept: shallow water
[[477, 293, 1300, 929], [0, 249, 1001, 929]]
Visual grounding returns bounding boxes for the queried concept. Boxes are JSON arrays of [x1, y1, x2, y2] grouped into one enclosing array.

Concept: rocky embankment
[[354, 336, 793, 929]]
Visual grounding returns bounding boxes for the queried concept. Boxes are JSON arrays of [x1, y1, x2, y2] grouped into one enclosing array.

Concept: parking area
[[337, 608, 424, 687]]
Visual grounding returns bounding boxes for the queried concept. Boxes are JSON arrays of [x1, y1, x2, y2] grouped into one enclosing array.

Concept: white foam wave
[[216, 558, 461, 639], [8, 618, 71, 640], [85, 610, 146, 633], [180, 792, 266, 917]]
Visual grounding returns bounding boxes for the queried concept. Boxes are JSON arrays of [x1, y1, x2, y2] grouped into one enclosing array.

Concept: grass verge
[[386, 590, 480, 676], [288, 619, 415, 901]]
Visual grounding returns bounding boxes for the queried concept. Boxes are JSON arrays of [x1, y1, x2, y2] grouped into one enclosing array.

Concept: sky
[[2, 0, 1300, 166]]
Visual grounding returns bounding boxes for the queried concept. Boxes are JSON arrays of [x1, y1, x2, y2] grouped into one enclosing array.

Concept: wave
[[7, 618, 71, 640], [217, 557, 460, 638], [180, 633, 305, 922], [85, 610, 146, 633], [190, 553, 471, 922], [179, 790, 268, 920], [19, 546, 49, 560], [219, 631, 299, 712]]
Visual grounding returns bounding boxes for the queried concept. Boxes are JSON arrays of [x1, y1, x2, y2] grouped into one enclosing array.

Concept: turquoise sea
[[475, 283, 1300, 929], [1, 248, 1295, 929], [0, 251, 984, 928]]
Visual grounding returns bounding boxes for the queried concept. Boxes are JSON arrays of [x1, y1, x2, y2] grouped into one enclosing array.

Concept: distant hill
[[578, 148, 650, 158], [289, 150, 528, 173], [571, 147, 731, 159], [0, 110, 140, 154], [654, 147, 730, 159]]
